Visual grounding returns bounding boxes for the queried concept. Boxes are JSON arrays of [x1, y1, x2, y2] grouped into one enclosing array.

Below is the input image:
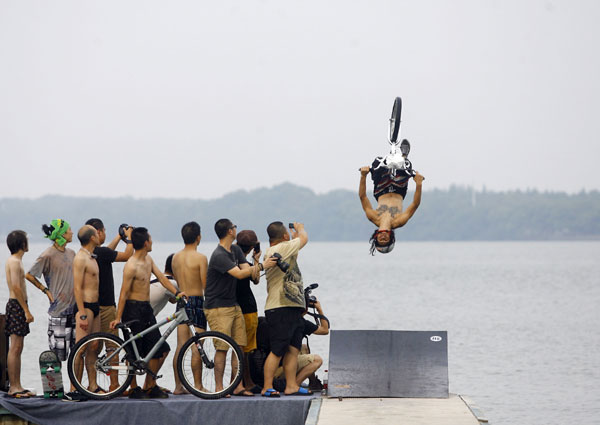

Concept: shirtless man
[[110, 227, 185, 399], [171, 221, 208, 395], [4, 231, 36, 398], [66, 225, 102, 400], [359, 162, 424, 254]]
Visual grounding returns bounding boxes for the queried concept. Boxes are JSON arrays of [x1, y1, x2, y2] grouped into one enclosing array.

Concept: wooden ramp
[[307, 394, 486, 425]]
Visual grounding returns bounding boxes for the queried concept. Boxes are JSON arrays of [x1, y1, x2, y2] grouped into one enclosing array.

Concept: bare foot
[[173, 386, 190, 395]]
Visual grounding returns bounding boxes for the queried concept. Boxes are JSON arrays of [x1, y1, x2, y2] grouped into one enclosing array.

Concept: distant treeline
[[1, 184, 599, 242]]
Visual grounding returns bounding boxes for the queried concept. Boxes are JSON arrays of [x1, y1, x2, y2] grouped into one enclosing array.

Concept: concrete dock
[[306, 394, 488, 425]]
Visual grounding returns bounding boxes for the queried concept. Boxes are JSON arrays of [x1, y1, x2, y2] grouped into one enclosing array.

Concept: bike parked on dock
[[66, 297, 243, 400]]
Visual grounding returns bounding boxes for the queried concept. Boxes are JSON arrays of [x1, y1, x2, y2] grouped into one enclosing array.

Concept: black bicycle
[[67, 298, 243, 400]]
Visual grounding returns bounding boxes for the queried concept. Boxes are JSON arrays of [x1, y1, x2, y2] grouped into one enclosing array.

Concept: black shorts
[[5, 299, 30, 337], [371, 157, 409, 200], [265, 307, 305, 357], [123, 300, 170, 359], [74, 301, 100, 318]]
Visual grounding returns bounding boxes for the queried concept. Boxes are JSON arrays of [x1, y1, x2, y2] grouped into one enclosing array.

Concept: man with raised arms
[[4, 231, 36, 398], [358, 162, 424, 254], [85, 218, 133, 392], [170, 221, 208, 395], [110, 227, 184, 399], [65, 225, 102, 401]]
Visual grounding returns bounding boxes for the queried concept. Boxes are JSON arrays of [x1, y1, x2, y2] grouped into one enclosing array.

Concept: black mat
[[327, 330, 449, 398], [0, 393, 316, 425]]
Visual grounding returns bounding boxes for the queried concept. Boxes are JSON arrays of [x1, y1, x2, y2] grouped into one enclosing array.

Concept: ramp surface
[[327, 330, 448, 398]]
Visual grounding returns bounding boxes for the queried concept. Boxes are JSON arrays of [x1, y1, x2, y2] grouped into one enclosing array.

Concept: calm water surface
[[1, 241, 599, 425]]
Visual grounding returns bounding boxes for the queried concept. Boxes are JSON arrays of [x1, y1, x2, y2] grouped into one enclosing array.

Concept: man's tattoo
[[376, 205, 400, 218]]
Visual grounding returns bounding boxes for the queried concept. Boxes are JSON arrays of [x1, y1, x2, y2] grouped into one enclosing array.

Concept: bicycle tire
[[389, 97, 402, 143], [177, 331, 244, 399], [67, 332, 134, 400]]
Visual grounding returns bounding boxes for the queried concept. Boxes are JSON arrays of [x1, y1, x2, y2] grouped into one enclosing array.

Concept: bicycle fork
[[189, 326, 215, 369]]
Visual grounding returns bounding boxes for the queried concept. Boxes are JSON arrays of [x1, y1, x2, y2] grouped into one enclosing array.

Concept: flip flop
[[285, 387, 313, 396], [232, 390, 254, 397], [91, 387, 107, 394], [261, 388, 280, 398], [8, 390, 35, 398]]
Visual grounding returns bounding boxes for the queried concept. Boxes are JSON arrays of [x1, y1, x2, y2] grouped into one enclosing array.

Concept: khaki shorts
[[205, 306, 247, 350], [275, 353, 315, 378], [242, 312, 258, 353], [100, 305, 118, 336]]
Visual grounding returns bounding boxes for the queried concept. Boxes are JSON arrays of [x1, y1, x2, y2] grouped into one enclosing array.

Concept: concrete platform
[[308, 394, 486, 425]]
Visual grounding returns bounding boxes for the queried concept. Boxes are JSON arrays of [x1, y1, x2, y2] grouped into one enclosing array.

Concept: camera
[[270, 253, 290, 273], [289, 223, 295, 230], [304, 283, 318, 308], [118, 223, 134, 242]]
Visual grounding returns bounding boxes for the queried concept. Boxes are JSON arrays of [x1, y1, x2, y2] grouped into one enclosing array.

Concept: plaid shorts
[[47, 314, 75, 361]]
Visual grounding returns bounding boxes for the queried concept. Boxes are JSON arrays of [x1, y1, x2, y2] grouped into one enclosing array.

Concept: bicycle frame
[[102, 306, 199, 374]]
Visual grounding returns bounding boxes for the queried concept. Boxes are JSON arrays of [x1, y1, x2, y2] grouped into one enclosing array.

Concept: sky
[[1, 0, 599, 199]]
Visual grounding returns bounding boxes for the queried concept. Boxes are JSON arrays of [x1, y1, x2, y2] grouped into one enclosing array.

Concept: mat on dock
[[0, 393, 316, 425]]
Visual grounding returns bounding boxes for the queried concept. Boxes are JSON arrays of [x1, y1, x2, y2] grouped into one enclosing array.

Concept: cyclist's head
[[369, 229, 395, 255]]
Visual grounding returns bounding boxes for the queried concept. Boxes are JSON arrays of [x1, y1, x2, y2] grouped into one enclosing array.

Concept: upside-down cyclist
[[359, 140, 425, 254]]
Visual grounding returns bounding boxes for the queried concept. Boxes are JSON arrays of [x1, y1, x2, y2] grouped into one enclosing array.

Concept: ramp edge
[[459, 394, 489, 424], [304, 397, 323, 425]]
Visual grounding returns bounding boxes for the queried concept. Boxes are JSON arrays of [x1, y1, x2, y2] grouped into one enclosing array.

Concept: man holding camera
[[261, 221, 310, 397], [204, 219, 277, 396]]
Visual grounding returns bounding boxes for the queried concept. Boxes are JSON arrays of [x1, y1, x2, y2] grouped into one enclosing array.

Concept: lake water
[[1, 241, 599, 424]]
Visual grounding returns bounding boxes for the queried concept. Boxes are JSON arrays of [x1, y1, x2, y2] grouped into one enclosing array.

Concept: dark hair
[[237, 243, 253, 255], [6, 230, 28, 254], [214, 219, 233, 240], [267, 221, 286, 243], [42, 224, 54, 237], [131, 227, 150, 250], [369, 229, 396, 255], [181, 221, 201, 245], [165, 253, 174, 275], [85, 218, 104, 231], [78, 226, 96, 245]]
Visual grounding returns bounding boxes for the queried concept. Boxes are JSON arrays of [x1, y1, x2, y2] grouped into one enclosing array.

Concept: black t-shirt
[[205, 245, 248, 309], [94, 246, 118, 307], [236, 276, 258, 314], [303, 318, 318, 337]]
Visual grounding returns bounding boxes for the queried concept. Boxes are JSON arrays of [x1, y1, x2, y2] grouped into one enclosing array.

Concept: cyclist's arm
[[359, 168, 379, 224], [393, 176, 423, 228]]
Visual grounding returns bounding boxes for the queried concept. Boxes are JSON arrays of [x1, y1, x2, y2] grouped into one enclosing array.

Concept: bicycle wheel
[[389, 96, 402, 143], [67, 332, 134, 400], [177, 331, 243, 399]]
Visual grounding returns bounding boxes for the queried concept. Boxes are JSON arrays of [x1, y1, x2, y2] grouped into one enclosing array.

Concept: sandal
[[8, 389, 35, 398], [261, 388, 280, 398]]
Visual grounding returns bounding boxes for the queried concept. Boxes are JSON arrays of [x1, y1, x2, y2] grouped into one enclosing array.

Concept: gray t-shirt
[[28, 245, 76, 318], [205, 244, 248, 309]]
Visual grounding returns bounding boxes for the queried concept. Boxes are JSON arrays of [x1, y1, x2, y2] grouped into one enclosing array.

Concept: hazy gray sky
[[1, 0, 599, 199]]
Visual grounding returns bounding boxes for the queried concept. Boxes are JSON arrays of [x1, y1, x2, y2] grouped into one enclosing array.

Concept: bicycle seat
[[116, 320, 140, 330]]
